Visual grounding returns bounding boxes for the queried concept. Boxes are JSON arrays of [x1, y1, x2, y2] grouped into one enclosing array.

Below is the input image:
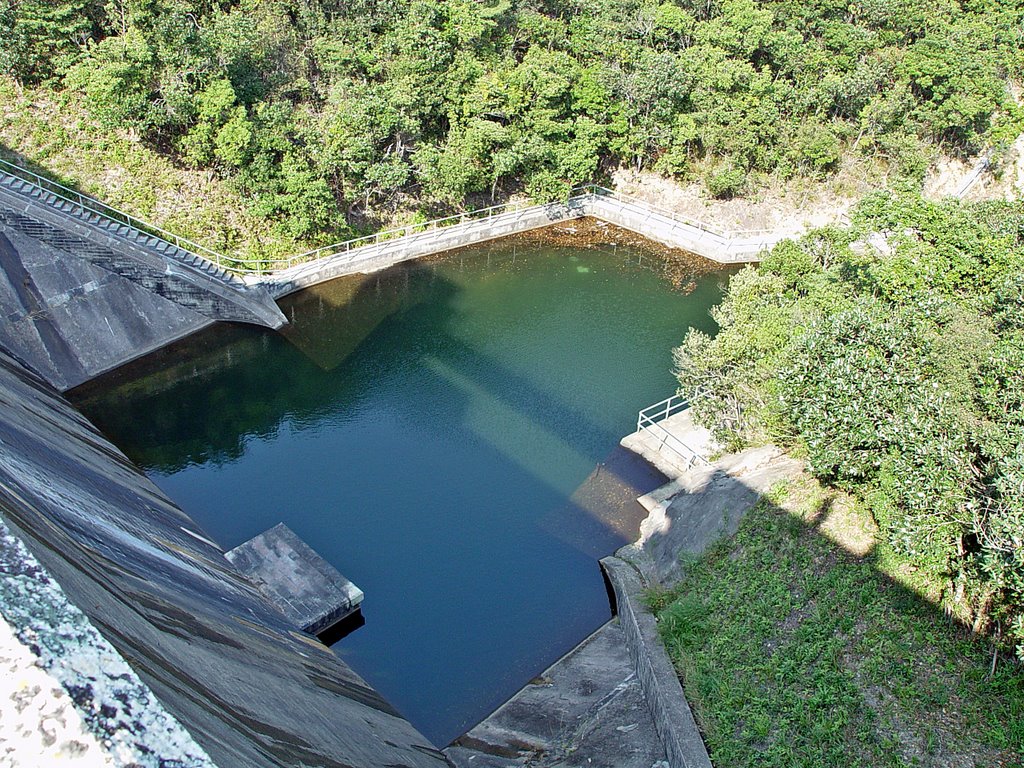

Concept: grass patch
[[0, 78, 304, 265], [654, 475, 1024, 767]]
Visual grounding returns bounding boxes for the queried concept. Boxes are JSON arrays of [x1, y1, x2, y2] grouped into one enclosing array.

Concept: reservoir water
[[73, 232, 732, 745]]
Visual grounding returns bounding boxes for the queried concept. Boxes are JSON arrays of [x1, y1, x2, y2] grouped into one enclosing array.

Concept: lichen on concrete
[[0, 518, 213, 767]]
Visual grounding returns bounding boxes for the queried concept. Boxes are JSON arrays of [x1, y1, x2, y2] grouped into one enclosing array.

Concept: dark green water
[[74, 239, 732, 746]]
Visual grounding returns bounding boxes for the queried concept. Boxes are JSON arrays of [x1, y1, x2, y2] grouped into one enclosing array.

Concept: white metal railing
[[0, 157, 250, 279], [636, 394, 711, 470], [259, 195, 578, 275], [953, 149, 993, 199], [265, 184, 775, 277], [0, 157, 775, 279], [581, 184, 776, 239]]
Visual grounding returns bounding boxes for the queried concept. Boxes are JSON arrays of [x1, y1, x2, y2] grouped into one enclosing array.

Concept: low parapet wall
[[259, 191, 783, 298], [584, 195, 782, 263], [602, 556, 713, 768]]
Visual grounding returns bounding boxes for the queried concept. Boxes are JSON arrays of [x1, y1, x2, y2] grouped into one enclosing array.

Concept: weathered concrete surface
[[445, 621, 668, 768], [585, 196, 779, 263], [623, 446, 803, 586], [0, 350, 448, 768], [264, 200, 587, 298], [259, 194, 776, 299], [621, 406, 802, 584], [601, 558, 710, 768], [0, 517, 214, 767], [256, 186, 790, 300], [621, 410, 715, 479], [0, 173, 285, 391], [226, 522, 363, 635]]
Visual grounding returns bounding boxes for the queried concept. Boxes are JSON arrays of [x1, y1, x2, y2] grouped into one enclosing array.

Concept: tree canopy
[[3, 0, 1022, 242], [676, 192, 1024, 659]]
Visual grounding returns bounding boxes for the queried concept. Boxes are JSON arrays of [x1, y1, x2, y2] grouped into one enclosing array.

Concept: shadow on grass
[[646, 468, 1023, 768]]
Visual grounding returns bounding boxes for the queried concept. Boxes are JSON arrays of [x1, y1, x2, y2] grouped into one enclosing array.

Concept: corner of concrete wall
[[600, 555, 713, 768]]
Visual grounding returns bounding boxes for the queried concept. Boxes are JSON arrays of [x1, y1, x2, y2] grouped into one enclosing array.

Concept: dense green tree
[[5, 0, 1022, 242], [675, 193, 1024, 658], [0, 0, 96, 82]]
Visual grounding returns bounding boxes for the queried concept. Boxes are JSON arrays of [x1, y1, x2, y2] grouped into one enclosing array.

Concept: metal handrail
[[0, 157, 249, 276], [640, 418, 711, 470], [636, 393, 689, 431], [263, 186, 776, 276], [636, 394, 711, 470], [0, 156, 775, 278], [265, 195, 561, 272], [578, 185, 776, 238]]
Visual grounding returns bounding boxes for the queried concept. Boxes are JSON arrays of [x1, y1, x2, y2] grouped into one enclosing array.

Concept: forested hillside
[[2, 0, 1022, 259], [676, 192, 1024, 660]]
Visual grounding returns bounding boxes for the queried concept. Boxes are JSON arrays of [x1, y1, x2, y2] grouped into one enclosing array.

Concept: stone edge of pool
[[601, 555, 712, 768]]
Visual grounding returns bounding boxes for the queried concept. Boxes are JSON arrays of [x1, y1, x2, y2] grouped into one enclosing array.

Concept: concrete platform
[[445, 621, 668, 768], [225, 523, 363, 635], [621, 406, 803, 586], [620, 409, 716, 479]]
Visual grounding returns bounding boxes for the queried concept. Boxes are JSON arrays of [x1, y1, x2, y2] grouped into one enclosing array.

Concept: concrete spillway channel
[[0, 168, 285, 392]]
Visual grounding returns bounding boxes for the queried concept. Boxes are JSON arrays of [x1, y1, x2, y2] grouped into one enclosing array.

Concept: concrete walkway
[[619, 406, 802, 586], [591, 405, 805, 768], [445, 621, 667, 768], [620, 409, 715, 479]]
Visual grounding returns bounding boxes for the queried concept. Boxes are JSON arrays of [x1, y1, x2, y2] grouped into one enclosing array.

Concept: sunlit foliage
[[676, 193, 1024, 658], [2, 0, 1022, 239]]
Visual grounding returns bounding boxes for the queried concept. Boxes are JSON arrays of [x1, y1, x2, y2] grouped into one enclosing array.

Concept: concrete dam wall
[[0, 170, 286, 392], [0, 350, 448, 767]]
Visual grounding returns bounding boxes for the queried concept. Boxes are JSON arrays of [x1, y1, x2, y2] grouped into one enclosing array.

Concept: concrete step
[[225, 523, 363, 636], [1, 172, 250, 289]]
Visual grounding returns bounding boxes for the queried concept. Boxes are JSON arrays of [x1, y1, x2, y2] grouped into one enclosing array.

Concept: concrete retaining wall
[[585, 196, 779, 263], [261, 193, 784, 298], [265, 200, 587, 298], [0, 350, 448, 768], [601, 556, 712, 768]]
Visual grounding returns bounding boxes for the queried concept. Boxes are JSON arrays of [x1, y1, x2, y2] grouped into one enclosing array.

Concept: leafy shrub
[[676, 193, 1024, 658], [704, 164, 747, 199]]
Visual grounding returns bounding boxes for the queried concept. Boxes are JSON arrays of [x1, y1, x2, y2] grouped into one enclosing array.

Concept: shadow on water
[[318, 610, 367, 646], [70, 241, 729, 745]]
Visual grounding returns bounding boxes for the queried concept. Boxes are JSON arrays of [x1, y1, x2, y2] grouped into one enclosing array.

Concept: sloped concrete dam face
[[0, 351, 446, 767], [0, 178, 285, 392]]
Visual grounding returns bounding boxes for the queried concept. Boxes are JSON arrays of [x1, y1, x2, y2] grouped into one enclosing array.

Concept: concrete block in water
[[226, 523, 363, 635]]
